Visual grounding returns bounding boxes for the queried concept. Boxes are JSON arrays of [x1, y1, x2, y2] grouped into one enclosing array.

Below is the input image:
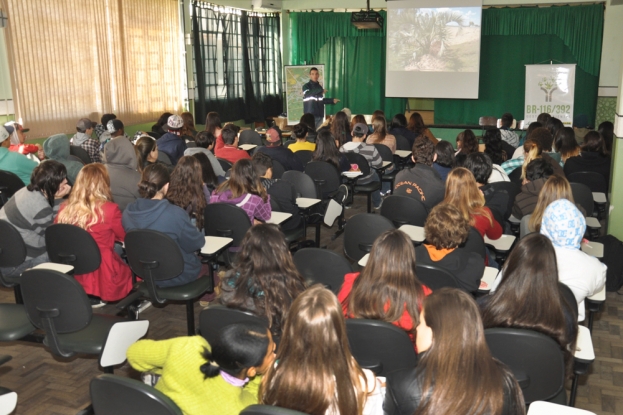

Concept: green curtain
[[290, 11, 406, 116], [435, 4, 604, 126]]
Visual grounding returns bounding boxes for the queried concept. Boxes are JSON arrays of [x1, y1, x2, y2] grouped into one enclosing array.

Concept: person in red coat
[[338, 229, 431, 347], [55, 163, 132, 307]]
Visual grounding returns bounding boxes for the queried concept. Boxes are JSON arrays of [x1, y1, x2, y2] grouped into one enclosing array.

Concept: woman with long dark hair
[[167, 156, 207, 230], [456, 129, 479, 155], [564, 130, 612, 189], [384, 288, 525, 415], [330, 111, 352, 147], [407, 112, 438, 145], [192, 152, 220, 197], [312, 130, 350, 172], [389, 113, 416, 149], [554, 127, 580, 163], [432, 140, 455, 181], [366, 115, 396, 153], [483, 129, 507, 165]]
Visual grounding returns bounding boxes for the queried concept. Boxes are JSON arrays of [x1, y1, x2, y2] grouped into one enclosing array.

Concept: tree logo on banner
[[538, 76, 558, 102]]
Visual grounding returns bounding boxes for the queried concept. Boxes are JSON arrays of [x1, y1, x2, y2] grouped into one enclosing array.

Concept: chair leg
[[102, 366, 114, 374], [186, 300, 196, 335], [587, 311, 595, 333], [569, 374, 579, 406], [76, 404, 94, 415], [13, 285, 23, 304], [367, 193, 372, 213], [315, 224, 321, 247]]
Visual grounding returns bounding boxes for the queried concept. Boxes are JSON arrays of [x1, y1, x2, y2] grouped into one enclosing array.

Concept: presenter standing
[[302, 67, 340, 129]]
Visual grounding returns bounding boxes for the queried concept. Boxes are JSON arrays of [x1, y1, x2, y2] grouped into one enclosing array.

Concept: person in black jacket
[[302, 67, 339, 129], [256, 127, 304, 172]]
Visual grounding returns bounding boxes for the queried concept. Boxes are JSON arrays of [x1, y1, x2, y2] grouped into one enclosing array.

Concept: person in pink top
[[55, 164, 132, 307]]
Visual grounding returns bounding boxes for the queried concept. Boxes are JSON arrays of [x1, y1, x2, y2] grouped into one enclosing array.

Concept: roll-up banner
[[524, 64, 576, 126]]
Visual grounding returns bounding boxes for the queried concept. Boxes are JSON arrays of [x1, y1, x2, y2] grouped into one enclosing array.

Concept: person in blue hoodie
[[122, 163, 205, 287], [157, 114, 187, 165]]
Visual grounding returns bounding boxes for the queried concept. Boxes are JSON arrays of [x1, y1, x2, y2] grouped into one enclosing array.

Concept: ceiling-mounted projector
[[351, 10, 383, 29]]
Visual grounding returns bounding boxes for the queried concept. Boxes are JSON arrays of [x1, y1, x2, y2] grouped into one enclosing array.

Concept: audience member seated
[[330, 110, 352, 146], [312, 129, 350, 172], [103, 118, 128, 146], [464, 153, 507, 225], [510, 121, 542, 159], [407, 112, 438, 145], [300, 113, 317, 143], [184, 131, 226, 177], [180, 111, 198, 141], [384, 288, 525, 415], [483, 128, 509, 166], [123, 163, 205, 287], [104, 135, 141, 211], [554, 127, 581, 163], [499, 112, 519, 148], [431, 140, 454, 182], [210, 159, 271, 224], [135, 135, 173, 173], [573, 114, 591, 145], [71, 118, 102, 163], [252, 153, 301, 231], [193, 152, 223, 197], [537, 112, 551, 126], [287, 123, 316, 153], [0, 125, 38, 185], [127, 322, 275, 415], [394, 136, 445, 213], [564, 130, 611, 190], [0, 161, 70, 276], [455, 129, 479, 156], [256, 126, 304, 172], [546, 117, 565, 149], [540, 199, 606, 321], [504, 131, 564, 182], [156, 114, 186, 165], [260, 285, 384, 414], [340, 123, 383, 209], [527, 175, 580, 234], [55, 164, 132, 307], [598, 120, 614, 153], [166, 156, 207, 229], [532, 125, 564, 166], [416, 204, 486, 292], [217, 224, 306, 338], [43, 133, 83, 185], [512, 158, 554, 219], [481, 233, 578, 371], [338, 229, 431, 345], [208, 112, 225, 151], [150, 112, 173, 139], [95, 113, 117, 142], [350, 114, 367, 133], [366, 115, 396, 154], [389, 114, 416, 149], [4, 121, 41, 158], [215, 125, 251, 165]]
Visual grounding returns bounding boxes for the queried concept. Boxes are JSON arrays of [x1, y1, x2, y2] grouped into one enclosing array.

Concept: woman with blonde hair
[[519, 139, 542, 182], [338, 230, 431, 345], [261, 285, 384, 415], [384, 288, 525, 415], [366, 115, 397, 154], [55, 163, 132, 306], [528, 175, 577, 233]]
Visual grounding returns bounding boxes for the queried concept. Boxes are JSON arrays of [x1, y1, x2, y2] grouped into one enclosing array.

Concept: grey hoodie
[[104, 137, 141, 211], [183, 147, 226, 177], [43, 134, 83, 184]]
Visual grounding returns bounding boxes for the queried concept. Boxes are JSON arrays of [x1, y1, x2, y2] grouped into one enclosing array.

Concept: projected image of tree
[[388, 7, 481, 72]]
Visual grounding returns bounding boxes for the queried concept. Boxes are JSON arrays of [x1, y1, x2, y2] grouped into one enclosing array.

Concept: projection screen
[[386, 0, 482, 99]]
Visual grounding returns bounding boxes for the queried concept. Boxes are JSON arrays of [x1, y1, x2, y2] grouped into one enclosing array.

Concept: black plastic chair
[[68, 154, 86, 165], [485, 328, 566, 404], [305, 161, 341, 200], [204, 203, 252, 265], [395, 135, 411, 151], [373, 143, 397, 190], [0, 220, 29, 299], [293, 150, 313, 167], [282, 171, 324, 247], [0, 303, 35, 343], [271, 159, 286, 179], [199, 305, 268, 348], [90, 374, 183, 415], [343, 152, 381, 213], [0, 169, 25, 208], [0, 355, 17, 414], [124, 229, 212, 335], [185, 140, 197, 148], [217, 157, 233, 173], [283, 139, 296, 148], [269, 195, 306, 248], [461, 227, 486, 261], [415, 263, 461, 291], [343, 213, 395, 263], [45, 224, 102, 274], [293, 248, 352, 294], [487, 181, 520, 221], [20, 268, 128, 362], [241, 405, 309, 415], [157, 151, 172, 166], [380, 195, 427, 227], [70, 145, 93, 164], [570, 182, 595, 218], [567, 171, 608, 194], [346, 319, 417, 376], [239, 130, 263, 147]]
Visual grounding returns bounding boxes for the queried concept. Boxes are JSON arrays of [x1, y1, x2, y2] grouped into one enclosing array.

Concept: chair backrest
[[570, 182, 595, 217], [380, 195, 427, 227], [90, 374, 183, 415], [373, 143, 393, 162], [70, 145, 92, 164], [415, 263, 461, 291], [157, 151, 172, 165], [217, 157, 233, 172], [204, 203, 252, 248], [281, 170, 317, 199], [461, 227, 486, 261], [394, 135, 411, 151], [344, 213, 395, 262], [272, 159, 285, 179], [283, 139, 296, 148], [0, 220, 27, 269], [293, 248, 352, 294], [346, 319, 417, 376], [45, 224, 102, 274], [124, 229, 185, 283], [185, 140, 197, 148], [199, 305, 268, 347], [485, 328, 565, 404], [241, 405, 310, 415], [487, 181, 520, 219], [520, 214, 532, 239], [0, 169, 26, 207], [343, 152, 371, 176], [239, 130, 263, 146], [66, 154, 85, 166], [567, 171, 608, 194], [294, 150, 313, 167], [479, 116, 497, 127], [305, 161, 341, 199]]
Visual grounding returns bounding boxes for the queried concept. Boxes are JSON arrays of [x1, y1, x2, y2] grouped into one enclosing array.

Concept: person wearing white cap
[[0, 125, 38, 185], [4, 121, 41, 158], [156, 114, 186, 165]]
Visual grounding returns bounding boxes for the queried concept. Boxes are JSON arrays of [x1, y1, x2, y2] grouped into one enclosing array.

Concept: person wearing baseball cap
[[4, 121, 40, 157], [256, 126, 304, 172], [71, 118, 102, 163], [156, 114, 186, 165], [0, 125, 38, 185]]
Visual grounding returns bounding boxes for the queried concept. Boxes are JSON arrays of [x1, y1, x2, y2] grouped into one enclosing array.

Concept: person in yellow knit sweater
[[127, 322, 276, 415]]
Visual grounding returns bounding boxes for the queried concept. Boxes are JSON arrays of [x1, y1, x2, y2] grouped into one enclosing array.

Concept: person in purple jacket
[[209, 159, 271, 224]]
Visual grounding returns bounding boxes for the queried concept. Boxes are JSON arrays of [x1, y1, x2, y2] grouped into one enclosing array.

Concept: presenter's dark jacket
[[393, 164, 445, 213], [302, 80, 335, 118]]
